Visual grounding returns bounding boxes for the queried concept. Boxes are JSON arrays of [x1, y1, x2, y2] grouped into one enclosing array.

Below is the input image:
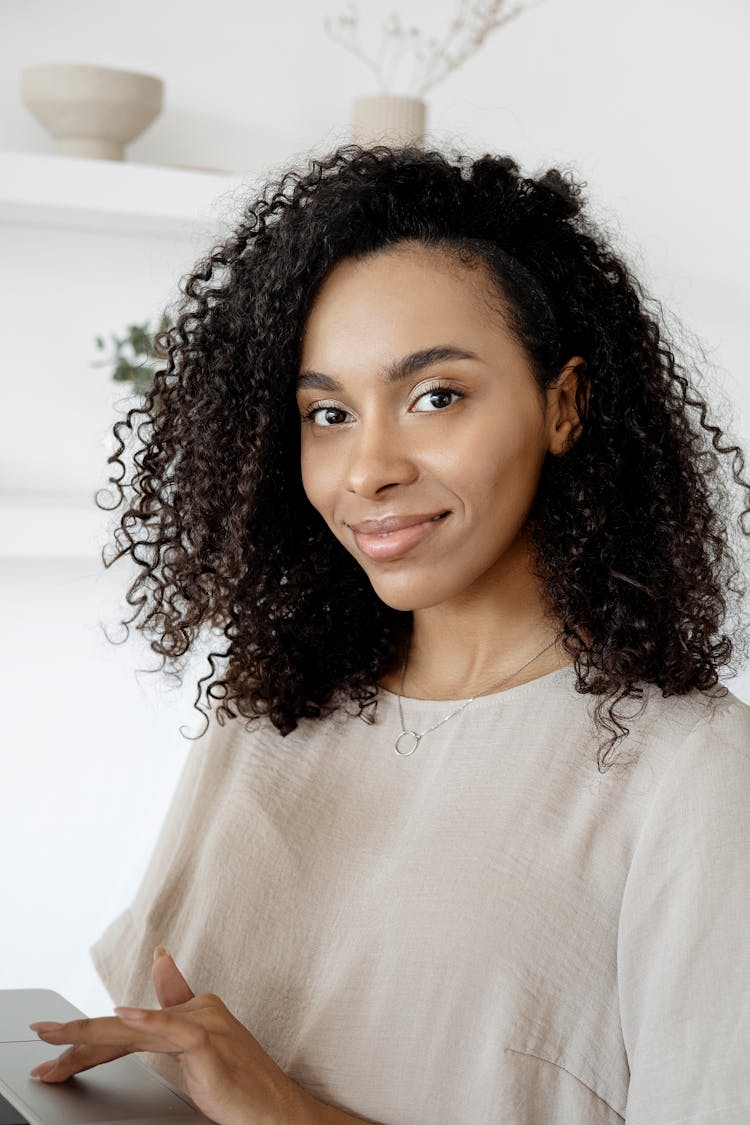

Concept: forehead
[[300, 243, 509, 355]]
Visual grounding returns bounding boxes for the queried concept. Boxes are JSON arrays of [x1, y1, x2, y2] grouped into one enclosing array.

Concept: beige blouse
[[90, 664, 750, 1124]]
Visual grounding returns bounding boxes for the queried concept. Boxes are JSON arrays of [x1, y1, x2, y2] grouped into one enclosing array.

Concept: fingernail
[[153, 945, 169, 962], [30, 1062, 55, 1077], [29, 1022, 62, 1031]]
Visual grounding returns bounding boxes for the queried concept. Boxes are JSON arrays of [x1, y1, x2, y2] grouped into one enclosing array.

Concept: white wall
[[1, 0, 749, 1022]]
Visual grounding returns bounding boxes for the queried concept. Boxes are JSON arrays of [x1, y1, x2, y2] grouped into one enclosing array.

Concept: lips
[[350, 512, 450, 561], [348, 511, 449, 534]]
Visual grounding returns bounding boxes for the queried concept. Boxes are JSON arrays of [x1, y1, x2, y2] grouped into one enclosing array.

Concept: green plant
[[92, 310, 172, 396]]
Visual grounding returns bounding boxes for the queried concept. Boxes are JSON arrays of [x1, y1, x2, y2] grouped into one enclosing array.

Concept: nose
[[344, 416, 419, 498]]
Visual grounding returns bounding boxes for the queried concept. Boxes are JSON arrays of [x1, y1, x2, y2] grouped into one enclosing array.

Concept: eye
[[411, 384, 464, 412], [301, 402, 351, 427]]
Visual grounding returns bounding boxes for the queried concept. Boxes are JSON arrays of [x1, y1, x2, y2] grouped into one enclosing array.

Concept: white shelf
[[0, 492, 121, 560], [0, 148, 258, 238], [1, 150, 266, 556]]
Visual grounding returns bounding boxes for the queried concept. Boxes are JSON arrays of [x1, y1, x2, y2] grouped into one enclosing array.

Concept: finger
[[31, 1043, 131, 1084], [152, 948, 194, 1008], [32, 1016, 118, 1044], [34, 1015, 180, 1055], [116, 1007, 211, 1055]]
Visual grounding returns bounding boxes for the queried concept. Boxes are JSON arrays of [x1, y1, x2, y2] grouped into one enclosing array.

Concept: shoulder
[[594, 677, 749, 770], [661, 685, 750, 801], [618, 684, 750, 861], [643, 681, 750, 765], [197, 701, 357, 760]]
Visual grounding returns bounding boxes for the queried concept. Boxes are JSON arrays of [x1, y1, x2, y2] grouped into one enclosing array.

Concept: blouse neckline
[[376, 660, 576, 713]]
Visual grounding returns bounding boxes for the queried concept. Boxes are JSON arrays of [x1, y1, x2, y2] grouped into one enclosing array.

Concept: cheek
[[440, 422, 540, 511], [429, 434, 508, 497], [300, 442, 335, 515]]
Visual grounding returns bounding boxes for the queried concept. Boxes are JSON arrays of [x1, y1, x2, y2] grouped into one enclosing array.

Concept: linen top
[[89, 663, 750, 1124]]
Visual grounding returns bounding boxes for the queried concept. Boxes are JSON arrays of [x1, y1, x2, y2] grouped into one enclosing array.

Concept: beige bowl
[[21, 63, 164, 161]]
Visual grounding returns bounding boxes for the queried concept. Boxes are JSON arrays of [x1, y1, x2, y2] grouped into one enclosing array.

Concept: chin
[[367, 579, 456, 613]]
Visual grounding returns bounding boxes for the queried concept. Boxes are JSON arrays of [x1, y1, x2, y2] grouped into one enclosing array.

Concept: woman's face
[[296, 241, 583, 613]]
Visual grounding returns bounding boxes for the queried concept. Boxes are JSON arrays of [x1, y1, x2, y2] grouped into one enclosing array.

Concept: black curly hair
[[96, 142, 750, 772]]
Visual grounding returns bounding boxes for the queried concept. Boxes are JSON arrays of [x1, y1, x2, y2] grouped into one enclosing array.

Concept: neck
[[399, 625, 568, 701], [391, 549, 571, 700]]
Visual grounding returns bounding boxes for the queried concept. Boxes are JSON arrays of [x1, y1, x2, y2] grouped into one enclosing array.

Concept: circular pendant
[[395, 729, 421, 756]]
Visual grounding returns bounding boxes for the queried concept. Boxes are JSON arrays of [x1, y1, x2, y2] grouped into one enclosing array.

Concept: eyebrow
[[295, 344, 481, 393]]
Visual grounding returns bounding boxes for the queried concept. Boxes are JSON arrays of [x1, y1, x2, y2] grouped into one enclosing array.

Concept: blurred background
[[1, 0, 748, 1019]]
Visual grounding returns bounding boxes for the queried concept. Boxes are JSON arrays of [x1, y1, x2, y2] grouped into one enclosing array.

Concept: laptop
[[0, 990, 214, 1124]]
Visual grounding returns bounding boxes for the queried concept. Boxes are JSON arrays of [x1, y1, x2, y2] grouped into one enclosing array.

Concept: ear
[[549, 356, 589, 453]]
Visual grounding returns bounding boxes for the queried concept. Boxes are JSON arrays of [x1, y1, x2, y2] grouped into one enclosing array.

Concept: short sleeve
[[88, 718, 229, 1095], [617, 696, 750, 1124], [88, 717, 222, 1007]]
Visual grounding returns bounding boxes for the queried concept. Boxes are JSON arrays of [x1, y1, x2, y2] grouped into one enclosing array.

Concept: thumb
[[152, 945, 194, 1009]]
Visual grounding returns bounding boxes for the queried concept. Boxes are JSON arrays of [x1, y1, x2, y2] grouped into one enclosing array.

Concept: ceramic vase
[[351, 95, 426, 147]]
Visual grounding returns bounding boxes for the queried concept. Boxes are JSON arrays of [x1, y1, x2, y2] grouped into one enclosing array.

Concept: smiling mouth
[[371, 512, 449, 537], [351, 512, 451, 562]]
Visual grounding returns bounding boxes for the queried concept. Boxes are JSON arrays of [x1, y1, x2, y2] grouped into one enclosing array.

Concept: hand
[[28, 946, 311, 1125]]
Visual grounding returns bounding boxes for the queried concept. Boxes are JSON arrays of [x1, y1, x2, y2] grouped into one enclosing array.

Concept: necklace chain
[[394, 638, 561, 756]]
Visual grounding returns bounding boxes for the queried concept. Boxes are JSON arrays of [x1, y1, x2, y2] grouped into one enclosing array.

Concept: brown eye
[[302, 404, 350, 426], [411, 386, 463, 412]]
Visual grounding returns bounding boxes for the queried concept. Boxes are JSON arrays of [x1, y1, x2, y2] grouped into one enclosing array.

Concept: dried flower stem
[[324, 0, 550, 98]]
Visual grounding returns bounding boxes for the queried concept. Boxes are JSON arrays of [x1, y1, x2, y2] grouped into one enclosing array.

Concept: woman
[[29, 145, 750, 1123]]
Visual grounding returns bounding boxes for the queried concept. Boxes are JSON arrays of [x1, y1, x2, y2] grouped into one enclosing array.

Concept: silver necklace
[[393, 638, 560, 756]]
